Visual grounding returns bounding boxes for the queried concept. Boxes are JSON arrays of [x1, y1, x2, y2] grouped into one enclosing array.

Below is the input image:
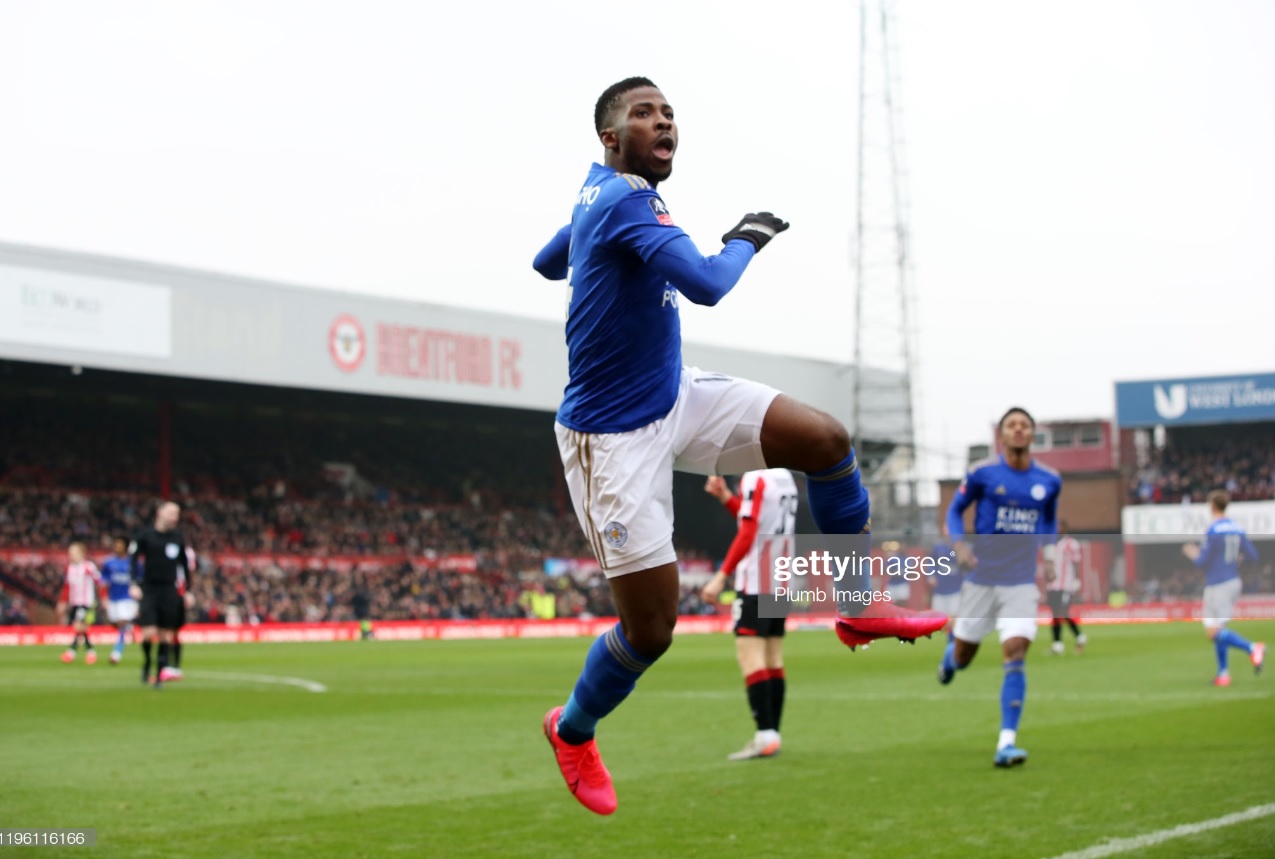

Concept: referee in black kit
[[129, 501, 192, 688]]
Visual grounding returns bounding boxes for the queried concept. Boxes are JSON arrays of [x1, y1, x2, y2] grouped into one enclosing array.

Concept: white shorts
[[930, 591, 962, 618], [556, 366, 780, 578], [952, 582, 1040, 644], [107, 599, 139, 624], [1202, 578, 1241, 628]]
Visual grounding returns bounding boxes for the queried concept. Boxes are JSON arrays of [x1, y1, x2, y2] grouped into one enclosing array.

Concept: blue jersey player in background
[[1182, 490, 1264, 686], [100, 536, 137, 665], [532, 76, 946, 815], [938, 407, 1062, 767]]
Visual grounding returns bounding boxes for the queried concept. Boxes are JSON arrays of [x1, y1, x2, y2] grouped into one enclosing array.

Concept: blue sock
[[116, 627, 127, 649], [942, 641, 958, 675], [1001, 660, 1026, 732], [1218, 628, 1252, 656], [1215, 637, 1229, 674], [806, 453, 870, 535], [557, 624, 653, 745], [808, 453, 872, 611]]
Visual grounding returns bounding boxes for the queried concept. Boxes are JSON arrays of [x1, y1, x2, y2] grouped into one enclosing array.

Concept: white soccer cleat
[[1075, 633, 1087, 654], [1050, 641, 1065, 655], [109, 649, 122, 665], [727, 737, 781, 761]]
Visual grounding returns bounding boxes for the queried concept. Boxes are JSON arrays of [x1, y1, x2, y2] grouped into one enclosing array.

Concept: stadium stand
[[1128, 431, 1275, 505]]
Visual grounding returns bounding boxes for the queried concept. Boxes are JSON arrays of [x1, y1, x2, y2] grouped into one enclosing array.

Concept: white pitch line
[[346, 686, 1271, 704], [1044, 803, 1275, 859], [195, 671, 327, 693]]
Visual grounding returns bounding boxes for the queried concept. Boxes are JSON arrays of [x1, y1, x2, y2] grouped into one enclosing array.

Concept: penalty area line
[[195, 671, 328, 693], [1043, 803, 1275, 859]]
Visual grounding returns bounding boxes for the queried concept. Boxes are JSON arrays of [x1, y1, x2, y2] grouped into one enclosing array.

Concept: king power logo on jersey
[[995, 507, 1040, 534]]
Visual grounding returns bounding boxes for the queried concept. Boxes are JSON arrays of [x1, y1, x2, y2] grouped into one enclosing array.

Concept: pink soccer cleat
[[84, 650, 97, 665], [1251, 642, 1265, 676], [159, 667, 183, 682], [60, 649, 75, 663], [1213, 674, 1232, 688], [836, 602, 949, 650], [543, 706, 617, 816]]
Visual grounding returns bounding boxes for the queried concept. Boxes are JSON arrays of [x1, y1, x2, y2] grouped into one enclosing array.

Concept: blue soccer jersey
[[930, 541, 964, 596], [946, 456, 1062, 586], [534, 163, 756, 434], [1193, 518, 1258, 586], [100, 555, 134, 602]]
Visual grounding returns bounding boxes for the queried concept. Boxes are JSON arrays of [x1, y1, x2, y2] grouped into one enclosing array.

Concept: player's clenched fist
[[722, 212, 790, 252]]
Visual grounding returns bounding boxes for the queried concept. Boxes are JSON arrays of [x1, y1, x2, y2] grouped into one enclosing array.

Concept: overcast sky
[[2, 0, 1272, 480]]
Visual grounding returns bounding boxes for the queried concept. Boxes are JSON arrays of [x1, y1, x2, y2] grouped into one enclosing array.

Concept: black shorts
[[1046, 590, 1073, 619], [67, 605, 90, 625], [733, 595, 786, 638], [139, 587, 183, 630]]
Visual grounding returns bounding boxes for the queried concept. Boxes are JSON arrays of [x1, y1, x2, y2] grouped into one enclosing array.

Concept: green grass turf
[[1, 622, 1272, 858]]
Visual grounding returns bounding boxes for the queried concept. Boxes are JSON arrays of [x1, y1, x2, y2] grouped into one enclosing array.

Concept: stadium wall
[[1122, 499, 1275, 544], [8, 600, 1275, 646]]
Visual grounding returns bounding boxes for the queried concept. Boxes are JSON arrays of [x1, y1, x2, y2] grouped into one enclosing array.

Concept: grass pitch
[[2, 622, 1273, 858]]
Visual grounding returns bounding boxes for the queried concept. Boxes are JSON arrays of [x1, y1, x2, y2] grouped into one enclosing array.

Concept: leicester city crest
[[603, 521, 628, 549]]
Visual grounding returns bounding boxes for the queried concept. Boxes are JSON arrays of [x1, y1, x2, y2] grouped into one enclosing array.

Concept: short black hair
[[595, 77, 658, 135], [999, 406, 1035, 430]]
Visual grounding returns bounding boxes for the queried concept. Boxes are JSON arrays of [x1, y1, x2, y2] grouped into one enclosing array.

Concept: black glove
[[722, 212, 790, 252]]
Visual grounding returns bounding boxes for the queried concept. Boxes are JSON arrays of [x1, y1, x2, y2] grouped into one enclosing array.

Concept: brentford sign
[[329, 314, 366, 372]]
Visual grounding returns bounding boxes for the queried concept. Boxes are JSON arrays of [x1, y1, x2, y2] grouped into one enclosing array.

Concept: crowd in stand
[[1129, 435, 1275, 505], [7, 390, 1273, 626], [0, 590, 31, 625], [0, 392, 730, 624], [0, 485, 717, 624], [1134, 563, 1275, 603], [0, 555, 715, 625], [0, 488, 598, 559]]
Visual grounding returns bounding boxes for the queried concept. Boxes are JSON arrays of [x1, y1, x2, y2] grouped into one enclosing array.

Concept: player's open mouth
[[653, 138, 675, 160]]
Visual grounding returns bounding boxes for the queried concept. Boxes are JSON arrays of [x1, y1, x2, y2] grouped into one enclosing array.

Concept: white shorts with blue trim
[[556, 366, 779, 579]]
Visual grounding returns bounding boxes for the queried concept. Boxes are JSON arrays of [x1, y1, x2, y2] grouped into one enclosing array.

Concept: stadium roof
[[0, 241, 910, 440], [1115, 372, 1275, 428]]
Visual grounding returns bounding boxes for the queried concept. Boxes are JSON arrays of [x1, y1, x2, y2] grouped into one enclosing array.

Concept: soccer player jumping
[[533, 77, 946, 815], [937, 407, 1061, 768]]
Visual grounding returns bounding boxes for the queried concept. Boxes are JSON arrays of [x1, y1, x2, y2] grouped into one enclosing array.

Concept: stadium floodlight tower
[[851, 0, 923, 539]]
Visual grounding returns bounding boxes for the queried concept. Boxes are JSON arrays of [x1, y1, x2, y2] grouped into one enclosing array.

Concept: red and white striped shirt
[[1048, 536, 1083, 593], [61, 561, 103, 606], [723, 469, 799, 595]]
